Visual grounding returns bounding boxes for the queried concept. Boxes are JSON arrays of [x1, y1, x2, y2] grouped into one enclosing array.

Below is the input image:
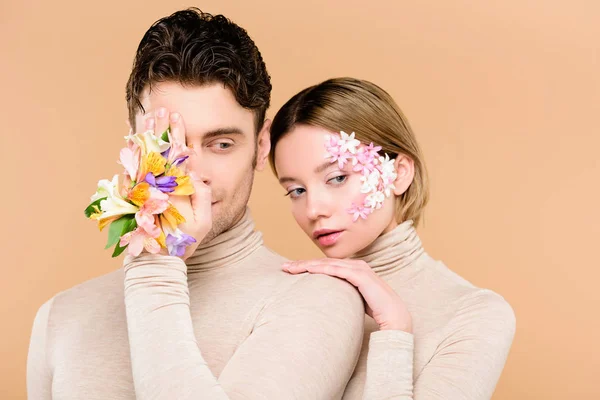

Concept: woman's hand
[[282, 258, 412, 332], [143, 108, 212, 260]]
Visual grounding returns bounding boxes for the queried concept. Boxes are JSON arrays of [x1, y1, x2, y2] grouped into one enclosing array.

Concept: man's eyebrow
[[199, 127, 246, 140]]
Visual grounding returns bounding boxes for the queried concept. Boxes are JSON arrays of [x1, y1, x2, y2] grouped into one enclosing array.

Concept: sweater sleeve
[[27, 298, 54, 400], [362, 330, 414, 399], [363, 290, 515, 400], [123, 253, 365, 400]]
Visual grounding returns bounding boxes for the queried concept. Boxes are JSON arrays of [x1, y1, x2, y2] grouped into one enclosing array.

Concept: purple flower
[[145, 172, 178, 193], [166, 232, 197, 257], [172, 155, 189, 166]]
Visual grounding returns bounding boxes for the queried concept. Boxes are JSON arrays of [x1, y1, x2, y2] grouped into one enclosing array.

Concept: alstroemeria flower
[[137, 152, 168, 182], [128, 182, 151, 206], [164, 129, 195, 166], [120, 227, 161, 257], [164, 166, 195, 195], [90, 177, 116, 202], [145, 173, 178, 193], [133, 188, 168, 239], [166, 229, 197, 257], [119, 146, 141, 181], [160, 204, 186, 231], [92, 175, 139, 223], [125, 130, 170, 156], [136, 187, 169, 218]]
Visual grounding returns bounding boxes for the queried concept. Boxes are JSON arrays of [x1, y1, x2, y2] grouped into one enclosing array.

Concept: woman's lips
[[315, 230, 344, 246]]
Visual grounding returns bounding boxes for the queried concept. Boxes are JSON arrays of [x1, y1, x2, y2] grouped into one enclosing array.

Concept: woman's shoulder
[[420, 255, 516, 338]]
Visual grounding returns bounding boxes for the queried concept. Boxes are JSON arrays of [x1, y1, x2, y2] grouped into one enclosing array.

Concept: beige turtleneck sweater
[[348, 220, 516, 400], [27, 209, 365, 400]]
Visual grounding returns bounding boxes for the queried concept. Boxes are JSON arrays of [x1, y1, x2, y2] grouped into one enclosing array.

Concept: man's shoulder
[[254, 247, 361, 297], [39, 269, 125, 323]]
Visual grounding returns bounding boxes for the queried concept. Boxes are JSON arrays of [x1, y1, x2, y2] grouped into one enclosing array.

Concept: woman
[[269, 77, 516, 399]]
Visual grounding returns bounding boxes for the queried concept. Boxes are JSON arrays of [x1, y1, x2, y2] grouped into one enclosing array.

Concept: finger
[[287, 258, 364, 271], [169, 112, 186, 146], [286, 263, 366, 288], [155, 107, 170, 139], [144, 113, 155, 132], [189, 176, 212, 226]]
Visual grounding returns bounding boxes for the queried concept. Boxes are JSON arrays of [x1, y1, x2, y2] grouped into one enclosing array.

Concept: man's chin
[[198, 203, 246, 245]]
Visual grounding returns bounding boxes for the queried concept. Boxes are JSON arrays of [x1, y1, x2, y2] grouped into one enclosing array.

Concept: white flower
[[90, 177, 115, 202], [339, 131, 361, 154], [365, 192, 385, 209], [126, 130, 170, 155], [379, 154, 396, 175], [96, 175, 139, 219], [360, 169, 381, 193], [383, 182, 396, 197]]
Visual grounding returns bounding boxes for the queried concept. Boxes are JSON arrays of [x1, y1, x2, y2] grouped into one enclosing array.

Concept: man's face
[[136, 82, 270, 243]]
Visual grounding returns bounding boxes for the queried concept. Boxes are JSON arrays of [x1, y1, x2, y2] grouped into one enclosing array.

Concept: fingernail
[[157, 108, 166, 118], [170, 113, 180, 123], [146, 118, 155, 129]]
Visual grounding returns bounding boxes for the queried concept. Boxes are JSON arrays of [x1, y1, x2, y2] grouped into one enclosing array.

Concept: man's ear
[[255, 119, 272, 171], [393, 154, 415, 196]]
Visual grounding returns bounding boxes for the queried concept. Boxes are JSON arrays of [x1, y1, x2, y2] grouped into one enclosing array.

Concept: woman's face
[[274, 125, 399, 258]]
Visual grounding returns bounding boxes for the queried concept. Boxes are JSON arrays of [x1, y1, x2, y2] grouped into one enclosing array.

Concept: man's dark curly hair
[[125, 8, 271, 132]]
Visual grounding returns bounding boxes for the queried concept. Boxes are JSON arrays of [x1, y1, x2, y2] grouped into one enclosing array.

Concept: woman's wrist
[[379, 317, 413, 333]]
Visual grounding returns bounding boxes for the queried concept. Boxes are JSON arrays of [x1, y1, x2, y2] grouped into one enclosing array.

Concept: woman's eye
[[328, 175, 347, 185], [285, 188, 306, 199]]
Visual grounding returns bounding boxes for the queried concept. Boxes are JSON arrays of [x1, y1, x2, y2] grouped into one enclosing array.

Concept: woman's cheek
[[339, 174, 369, 213]]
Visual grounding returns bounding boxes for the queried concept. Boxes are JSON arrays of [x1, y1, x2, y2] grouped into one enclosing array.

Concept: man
[[27, 8, 364, 399]]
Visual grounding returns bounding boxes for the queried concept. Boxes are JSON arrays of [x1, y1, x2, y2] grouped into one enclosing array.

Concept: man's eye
[[211, 141, 233, 151]]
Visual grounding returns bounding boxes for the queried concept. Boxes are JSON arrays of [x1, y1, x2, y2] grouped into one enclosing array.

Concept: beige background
[[2, 0, 599, 399]]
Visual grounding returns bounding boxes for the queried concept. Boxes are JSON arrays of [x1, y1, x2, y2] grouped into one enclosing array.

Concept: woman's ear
[[393, 154, 415, 196], [255, 119, 272, 171]]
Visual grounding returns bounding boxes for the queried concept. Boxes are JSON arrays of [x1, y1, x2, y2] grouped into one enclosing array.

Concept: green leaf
[[112, 242, 128, 258], [161, 128, 170, 143], [84, 198, 106, 218], [110, 217, 138, 257], [105, 214, 136, 249]]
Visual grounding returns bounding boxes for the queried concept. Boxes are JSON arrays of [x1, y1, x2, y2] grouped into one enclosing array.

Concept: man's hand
[[142, 107, 212, 260]]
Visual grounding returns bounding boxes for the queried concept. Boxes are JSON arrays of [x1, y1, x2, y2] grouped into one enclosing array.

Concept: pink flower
[[119, 144, 141, 181], [347, 203, 373, 222], [331, 151, 351, 169], [120, 227, 161, 256], [165, 130, 195, 166], [135, 188, 169, 237]]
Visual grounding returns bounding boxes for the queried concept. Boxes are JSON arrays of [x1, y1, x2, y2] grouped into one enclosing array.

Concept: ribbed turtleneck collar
[[186, 208, 263, 273], [352, 220, 424, 276]]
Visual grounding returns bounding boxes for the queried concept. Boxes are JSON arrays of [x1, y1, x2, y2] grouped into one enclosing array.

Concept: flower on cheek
[[348, 203, 373, 222], [325, 131, 398, 223]]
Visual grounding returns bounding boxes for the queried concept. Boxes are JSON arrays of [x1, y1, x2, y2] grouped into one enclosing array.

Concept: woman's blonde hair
[[269, 77, 429, 226]]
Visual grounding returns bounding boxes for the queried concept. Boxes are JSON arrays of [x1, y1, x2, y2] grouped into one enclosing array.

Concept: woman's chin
[[321, 246, 354, 259]]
